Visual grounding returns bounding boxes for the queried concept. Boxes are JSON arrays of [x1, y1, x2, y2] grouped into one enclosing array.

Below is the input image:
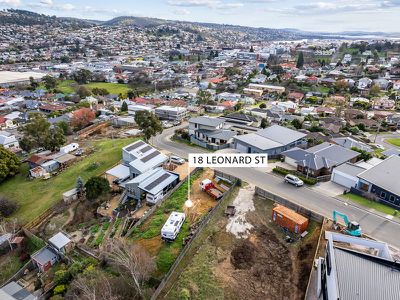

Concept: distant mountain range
[[1, 9, 399, 40]]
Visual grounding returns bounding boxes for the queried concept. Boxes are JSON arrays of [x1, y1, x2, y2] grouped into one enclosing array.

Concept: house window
[[389, 195, 395, 203], [380, 191, 386, 199]]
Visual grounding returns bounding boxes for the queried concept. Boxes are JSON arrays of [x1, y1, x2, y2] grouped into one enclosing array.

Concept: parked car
[[284, 174, 304, 187], [170, 155, 185, 165], [375, 144, 385, 150]]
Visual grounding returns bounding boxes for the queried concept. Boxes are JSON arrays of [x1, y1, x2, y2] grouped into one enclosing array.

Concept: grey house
[[356, 155, 400, 208], [189, 116, 236, 150], [282, 142, 360, 177], [234, 125, 307, 157]]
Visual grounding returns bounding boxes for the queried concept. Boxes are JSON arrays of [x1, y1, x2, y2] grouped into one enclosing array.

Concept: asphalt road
[[374, 132, 400, 150], [153, 124, 400, 249]]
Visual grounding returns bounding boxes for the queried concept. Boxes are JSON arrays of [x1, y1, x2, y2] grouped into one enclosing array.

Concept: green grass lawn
[[0, 138, 137, 224], [84, 82, 131, 97], [341, 193, 398, 216], [57, 79, 77, 94], [387, 138, 400, 147]]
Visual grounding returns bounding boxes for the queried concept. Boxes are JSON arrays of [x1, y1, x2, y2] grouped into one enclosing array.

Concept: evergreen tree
[[296, 52, 304, 69]]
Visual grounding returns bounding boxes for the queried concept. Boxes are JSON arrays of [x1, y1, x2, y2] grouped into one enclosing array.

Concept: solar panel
[[125, 141, 145, 152], [141, 150, 160, 163], [144, 173, 171, 191], [140, 145, 152, 154]]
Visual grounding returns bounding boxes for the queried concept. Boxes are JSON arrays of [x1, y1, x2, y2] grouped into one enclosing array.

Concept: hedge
[[272, 167, 317, 185]]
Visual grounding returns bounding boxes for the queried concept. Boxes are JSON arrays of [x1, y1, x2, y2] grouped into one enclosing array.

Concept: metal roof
[[1, 281, 37, 300], [334, 163, 366, 177], [189, 116, 224, 127], [31, 247, 57, 265], [235, 133, 282, 151], [48, 232, 71, 250], [334, 247, 400, 300], [138, 168, 178, 195], [256, 125, 306, 145], [106, 164, 130, 179], [357, 155, 400, 196]]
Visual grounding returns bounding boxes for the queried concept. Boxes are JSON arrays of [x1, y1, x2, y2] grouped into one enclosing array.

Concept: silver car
[[284, 174, 304, 187]]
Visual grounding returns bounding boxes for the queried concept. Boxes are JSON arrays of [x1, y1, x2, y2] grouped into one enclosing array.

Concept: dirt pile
[[230, 241, 255, 270]]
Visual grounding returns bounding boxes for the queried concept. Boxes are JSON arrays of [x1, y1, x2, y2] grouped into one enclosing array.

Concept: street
[[153, 125, 400, 249]]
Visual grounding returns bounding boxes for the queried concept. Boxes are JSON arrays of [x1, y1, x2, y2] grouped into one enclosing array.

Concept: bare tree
[[105, 239, 155, 299], [68, 270, 118, 300], [0, 218, 19, 250]]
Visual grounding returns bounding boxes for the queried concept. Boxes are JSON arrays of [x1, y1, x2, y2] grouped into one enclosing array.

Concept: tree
[[29, 77, 39, 90], [234, 103, 243, 111], [0, 146, 20, 183], [76, 177, 84, 199], [296, 52, 304, 69], [351, 147, 372, 161], [0, 196, 18, 218], [42, 75, 57, 90], [259, 103, 267, 109], [260, 118, 269, 129], [121, 101, 128, 112], [127, 90, 138, 99], [58, 121, 70, 135], [291, 118, 303, 130], [134, 111, 163, 141], [105, 240, 155, 299], [19, 114, 66, 152], [370, 84, 381, 96], [71, 108, 95, 130], [84, 176, 110, 201], [335, 79, 348, 92], [73, 69, 93, 84], [196, 90, 212, 105], [77, 86, 92, 99]]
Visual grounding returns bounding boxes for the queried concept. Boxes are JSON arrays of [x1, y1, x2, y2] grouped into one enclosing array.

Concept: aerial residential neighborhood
[[0, 3, 400, 300]]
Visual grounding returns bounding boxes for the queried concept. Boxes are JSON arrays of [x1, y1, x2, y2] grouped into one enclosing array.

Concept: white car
[[170, 155, 185, 165], [375, 144, 385, 150], [284, 174, 304, 187]]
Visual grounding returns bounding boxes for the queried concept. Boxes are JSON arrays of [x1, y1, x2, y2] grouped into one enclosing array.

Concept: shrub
[[53, 285, 66, 295], [54, 270, 71, 285], [0, 196, 18, 217], [84, 176, 110, 201], [179, 288, 191, 300]]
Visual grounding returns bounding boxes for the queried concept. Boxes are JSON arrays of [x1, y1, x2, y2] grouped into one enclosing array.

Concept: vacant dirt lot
[[166, 190, 321, 300]]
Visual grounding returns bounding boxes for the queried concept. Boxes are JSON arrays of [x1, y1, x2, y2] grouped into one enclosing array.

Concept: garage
[[331, 163, 366, 189], [235, 141, 251, 153]]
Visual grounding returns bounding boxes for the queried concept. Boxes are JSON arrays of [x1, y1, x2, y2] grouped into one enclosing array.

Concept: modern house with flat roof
[[189, 116, 236, 150], [234, 125, 307, 157], [155, 105, 187, 122]]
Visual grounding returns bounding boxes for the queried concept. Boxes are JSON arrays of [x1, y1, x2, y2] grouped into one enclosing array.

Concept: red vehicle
[[200, 179, 224, 200]]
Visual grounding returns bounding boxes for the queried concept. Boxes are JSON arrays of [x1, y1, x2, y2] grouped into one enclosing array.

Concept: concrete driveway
[[310, 181, 346, 197]]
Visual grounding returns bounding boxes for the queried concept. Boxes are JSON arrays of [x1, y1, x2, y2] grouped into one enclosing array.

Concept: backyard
[[130, 168, 225, 280], [0, 138, 137, 224]]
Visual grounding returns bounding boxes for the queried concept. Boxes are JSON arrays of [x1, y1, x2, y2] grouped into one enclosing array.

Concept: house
[[0, 281, 38, 300], [243, 88, 263, 98], [282, 142, 359, 177], [122, 141, 168, 178], [0, 131, 19, 151], [48, 232, 72, 255], [222, 112, 259, 126], [154, 105, 187, 122], [317, 231, 400, 300], [31, 246, 58, 272], [188, 116, 236, 149], [287, 92, 304, 103], [349, 118, 378, 131], [331, 162, 367, 189], [358, 77, 372, 90], [356, 155, 400, 207], [332, 137, 373, 153], [247, 83, 285, 94], [373, 97, 396, 110], [234, 125, 307, 157]]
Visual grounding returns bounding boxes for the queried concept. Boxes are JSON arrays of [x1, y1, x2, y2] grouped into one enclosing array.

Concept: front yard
[[341, 193, 398, 216], [387, 138, 400, 147], [0, 138, 137, 224]]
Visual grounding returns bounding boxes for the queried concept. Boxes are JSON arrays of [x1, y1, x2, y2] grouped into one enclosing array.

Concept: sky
[[1, 0, 400, 32]]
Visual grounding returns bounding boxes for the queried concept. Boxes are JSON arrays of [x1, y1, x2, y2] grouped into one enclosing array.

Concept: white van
[[161, 212, 186, 241]]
